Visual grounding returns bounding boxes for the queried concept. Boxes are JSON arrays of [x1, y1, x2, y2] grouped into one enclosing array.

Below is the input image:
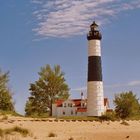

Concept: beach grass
[[0, 126, 30, 138], [48, 132, 57, 137]]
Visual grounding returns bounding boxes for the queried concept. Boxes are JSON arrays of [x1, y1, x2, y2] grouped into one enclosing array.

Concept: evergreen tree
[[0, 70, 14, 111]]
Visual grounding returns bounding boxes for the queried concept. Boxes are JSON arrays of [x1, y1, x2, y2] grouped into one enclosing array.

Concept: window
[[63, 111, 65, 115], [68, 103, 72, 107], [71, 110, 73, 115], [64, 103, 66, 107]]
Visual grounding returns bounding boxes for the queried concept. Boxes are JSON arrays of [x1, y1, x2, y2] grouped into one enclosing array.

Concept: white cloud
[[71, 87, 87, 92], [105, 80, 140, 88], [72, 80, 140, 92], [128, 81, 140, 86], [105, 83, 125, 88], [31, 0, 43, 4], [31, 0, 140, 38]]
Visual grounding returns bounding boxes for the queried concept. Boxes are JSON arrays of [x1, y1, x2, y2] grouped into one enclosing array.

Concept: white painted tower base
[[87, 81, 104, 116]]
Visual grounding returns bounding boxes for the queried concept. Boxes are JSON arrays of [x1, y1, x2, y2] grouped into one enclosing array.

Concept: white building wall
[[77, 112, 87, 116], [56, 107, 77, 117], [52, 100, 87, 117], [52, 100, 76, 117], [52, 104, 57, 117]]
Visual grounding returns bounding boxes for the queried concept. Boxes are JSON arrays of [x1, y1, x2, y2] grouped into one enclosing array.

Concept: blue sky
[[0, 0, 140, 114]]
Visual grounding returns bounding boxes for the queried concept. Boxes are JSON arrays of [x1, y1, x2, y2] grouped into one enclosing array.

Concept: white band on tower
[[88, 40, 101, 56]]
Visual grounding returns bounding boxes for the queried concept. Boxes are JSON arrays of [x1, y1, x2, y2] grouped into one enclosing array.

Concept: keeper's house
[[52, 93, 110, 117]]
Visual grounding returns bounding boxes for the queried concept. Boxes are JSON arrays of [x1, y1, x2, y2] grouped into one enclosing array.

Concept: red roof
[[55, 99, 83, 107], [55, 98, 109, 108], [55, 100, 64, 107], [72, 99, 81, 107], [77, 107, 87, 112]]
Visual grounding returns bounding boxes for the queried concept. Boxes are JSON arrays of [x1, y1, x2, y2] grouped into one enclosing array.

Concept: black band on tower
[[88, 56, 102, 81]]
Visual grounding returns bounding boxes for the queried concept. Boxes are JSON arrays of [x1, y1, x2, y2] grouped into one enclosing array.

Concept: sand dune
[[0, 116, 140, 140]]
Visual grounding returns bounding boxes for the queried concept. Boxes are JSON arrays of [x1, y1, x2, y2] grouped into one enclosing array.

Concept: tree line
[[0, 64, 140, 120]]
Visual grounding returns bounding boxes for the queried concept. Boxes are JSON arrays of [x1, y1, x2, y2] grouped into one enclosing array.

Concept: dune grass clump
[[48, 132, 57, 137], [1, 115, 8, 120], [0, 126, 30, 139], [68, 137, 74, 140], [120, 121, 129, 126], [0, 128, 3, 137], [4, 126, 30, 137]]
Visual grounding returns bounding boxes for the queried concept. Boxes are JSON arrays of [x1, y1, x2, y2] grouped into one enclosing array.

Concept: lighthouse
[[87, 21, 104, 116]]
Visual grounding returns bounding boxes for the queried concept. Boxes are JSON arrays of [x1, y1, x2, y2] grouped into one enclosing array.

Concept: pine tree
[[0, 70, 14, 111]]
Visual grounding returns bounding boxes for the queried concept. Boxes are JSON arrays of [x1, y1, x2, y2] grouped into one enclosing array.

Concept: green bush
[[27, 112, 49, 118], [114, 91, 140, 119], [0, 110, 22, 117], [99, 112, 116, 121]]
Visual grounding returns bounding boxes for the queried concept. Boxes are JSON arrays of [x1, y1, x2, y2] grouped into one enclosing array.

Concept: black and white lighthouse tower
[[87, 21, 104, 116]]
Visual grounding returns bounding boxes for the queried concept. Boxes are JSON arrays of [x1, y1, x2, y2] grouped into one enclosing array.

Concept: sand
[[0, 116, 140, 140]]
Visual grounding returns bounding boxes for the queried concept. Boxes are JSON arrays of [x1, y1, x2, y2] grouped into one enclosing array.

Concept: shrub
[[114, 91, 140, 119], [99, 112, 116, 121], [0, 110, 22, 117]]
